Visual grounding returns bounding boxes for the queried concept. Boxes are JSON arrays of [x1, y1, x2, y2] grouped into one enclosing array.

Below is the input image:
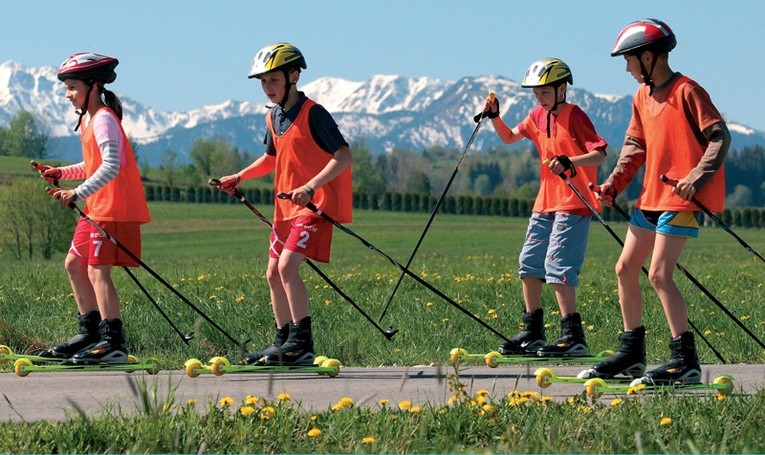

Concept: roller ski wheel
[[450, 347, 482, 364], [314, 355, 329, 366], [184, 358, 206, 378], [13, 356, 160, 377], [585, 375, 735, 399], [210, 357, 232, 377], [485, 351, 503, 368]]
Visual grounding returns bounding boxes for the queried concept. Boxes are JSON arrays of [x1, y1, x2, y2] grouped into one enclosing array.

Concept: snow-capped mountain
[[2, 60, 764, 165]]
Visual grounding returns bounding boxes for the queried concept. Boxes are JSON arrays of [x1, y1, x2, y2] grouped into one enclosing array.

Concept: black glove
[[486, 96, 500, 119], [553, 155, 577, 178]]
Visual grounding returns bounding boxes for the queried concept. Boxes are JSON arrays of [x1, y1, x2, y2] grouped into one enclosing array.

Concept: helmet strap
[[638, 52, 657, 95], [73, 80, 95, 132], [278, 69, 295, 108], [546, 84, 567, 138]]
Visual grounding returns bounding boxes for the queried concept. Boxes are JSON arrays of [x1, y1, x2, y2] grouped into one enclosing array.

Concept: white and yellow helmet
[[521, 58, 573, 88], [248, 42, 307, 79]]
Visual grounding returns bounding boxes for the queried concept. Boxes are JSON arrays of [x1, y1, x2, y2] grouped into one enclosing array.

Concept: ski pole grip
[[277, 192, 290, 200], [542, 158, 567, 180], [473, 92, 497, 123], [589, 182, 600, 193], [660, 174, 679, 187], [208, 178, 221, 186]]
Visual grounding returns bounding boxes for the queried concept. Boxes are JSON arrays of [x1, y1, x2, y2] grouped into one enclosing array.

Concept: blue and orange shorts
[[630, 209, 702, 238]]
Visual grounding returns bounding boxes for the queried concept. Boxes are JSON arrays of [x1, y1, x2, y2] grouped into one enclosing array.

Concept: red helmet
[[611, 18, 676, 57], [57, 52, 119, 83]]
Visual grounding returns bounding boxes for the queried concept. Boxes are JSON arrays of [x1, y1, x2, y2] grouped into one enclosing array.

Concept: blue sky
[[3, 0, 765, 130]]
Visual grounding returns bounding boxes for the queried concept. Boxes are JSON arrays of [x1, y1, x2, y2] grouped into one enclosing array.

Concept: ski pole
[[378, 93, 494, 323], [31, 161, 194, 345], [122, 266, 194, 344], [208, 179, 398, 341], [34, 165, 245, 348], [277, 192, 512, 342], [591, 182, 763, 354], [661, 175, 765, 264], [647, 176, 765, 350], [545, 163, 726, 362]]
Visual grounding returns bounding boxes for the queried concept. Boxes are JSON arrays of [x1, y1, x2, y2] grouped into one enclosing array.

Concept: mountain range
[[1, 60, 763, 166]]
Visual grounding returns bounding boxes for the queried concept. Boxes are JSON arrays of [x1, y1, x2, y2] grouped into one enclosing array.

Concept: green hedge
[[141, 183, 765, 227]]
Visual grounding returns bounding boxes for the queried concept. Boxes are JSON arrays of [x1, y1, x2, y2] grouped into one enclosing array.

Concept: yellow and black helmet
[[248, 42, 307, 79], [521, 58, 573, 88]]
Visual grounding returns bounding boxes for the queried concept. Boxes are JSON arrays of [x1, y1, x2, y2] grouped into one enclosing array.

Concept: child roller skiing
[[37, 52, 150, 364], [484, 58, 607, 357], [578, 19, 730, 385], [216, 43, 352, 366]]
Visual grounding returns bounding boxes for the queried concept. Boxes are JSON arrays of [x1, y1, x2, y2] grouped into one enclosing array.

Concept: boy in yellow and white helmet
[[217, 42, 353, 366], [484, 58, 607, 358]]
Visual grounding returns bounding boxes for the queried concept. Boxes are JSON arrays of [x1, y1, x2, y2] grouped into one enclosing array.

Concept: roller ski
[[0, 345, 66, 365], [450, 347, 614, 366], [534, 367, 631, 389], [184, 355, 341, 378], [584, 374, 735, 399], [12, 355, 161, 377]]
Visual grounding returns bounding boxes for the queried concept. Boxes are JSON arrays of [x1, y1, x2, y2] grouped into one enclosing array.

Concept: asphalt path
[[1, 362, 764, 422]]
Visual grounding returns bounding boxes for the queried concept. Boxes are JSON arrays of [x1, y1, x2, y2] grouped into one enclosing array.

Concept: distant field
[[1, 199, 764, 368]]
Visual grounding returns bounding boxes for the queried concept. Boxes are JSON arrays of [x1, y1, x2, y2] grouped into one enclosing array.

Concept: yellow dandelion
[[186, 399, 197, 407], [362, 437, 376, 444], [409, 406, 422, 413], [398, 400, 412, 410], [390, 415, 398, 421], [277, 392, 292, 402], [307, 428, 322, 438], [260, 406, 276, 420], [235, 295, 245, 303], [475, 389, 490, 398], [331, 397, 354, 411], [219, 397, 234, 407], [487, 309, 496, 315], [426, 302, 434, 307], [245, 395, 260, 406], [660, 417, 672, 426], [447, 395, 460, 405], [162, 403, 172, 412], [240, 405, 256, 417], [610, 398, 623, 407], [197, 274, 206, 281], [310, 415, 318, 421], [378, 399, 389, 407]]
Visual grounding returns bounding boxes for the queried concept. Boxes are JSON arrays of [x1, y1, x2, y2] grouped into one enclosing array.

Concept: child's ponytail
[[102, 88, 123, 121]]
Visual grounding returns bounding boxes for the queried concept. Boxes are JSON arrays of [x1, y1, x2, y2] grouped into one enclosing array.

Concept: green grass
[[2, 200, 765, 453]]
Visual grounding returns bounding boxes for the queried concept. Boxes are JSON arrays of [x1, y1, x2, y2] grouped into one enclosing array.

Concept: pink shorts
[[69, 218, 142, 267], [269, 215, 333, 263]]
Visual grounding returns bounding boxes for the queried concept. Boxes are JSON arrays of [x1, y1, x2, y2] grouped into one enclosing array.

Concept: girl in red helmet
[[578, 19, 731, 385], [217, 43, 352, 366], [37, 52, 151, 364]]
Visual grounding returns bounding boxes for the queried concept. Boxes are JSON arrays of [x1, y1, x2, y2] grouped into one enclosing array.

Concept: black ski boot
[[632, 331, 701, 386], [577, 326, 646, 379], [242, 323, 291, 365], [38, 311, 101, 359], [69, 319, 128, 365], [265, 316, 315, 366], [498, 309, 546, 355], [537, 312, 589, 357]]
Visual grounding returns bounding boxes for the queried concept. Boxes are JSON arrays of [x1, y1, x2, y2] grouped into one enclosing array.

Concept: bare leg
[[266, 256, 292, 327], [65, 253, 98, 315], [648, 233, 689, 338], [615, 225, 654, 331], [551, 284, 576, 317], [88, 264, 120, 320], [521, 277, 544, 313], [278, 249, 309, 323]]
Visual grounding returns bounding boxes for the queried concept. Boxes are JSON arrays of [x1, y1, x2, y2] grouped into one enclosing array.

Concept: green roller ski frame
[[449, 347, 614, 367], [12, 355, 161, 377], [184, 355, 341, 378], [533, 367, 633, 389], [0, 345, 62, 366], [583, 375, 735, 399]]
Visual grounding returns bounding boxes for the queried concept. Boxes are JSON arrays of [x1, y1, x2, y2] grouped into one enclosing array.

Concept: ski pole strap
[[473, 92, 496, 123]]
